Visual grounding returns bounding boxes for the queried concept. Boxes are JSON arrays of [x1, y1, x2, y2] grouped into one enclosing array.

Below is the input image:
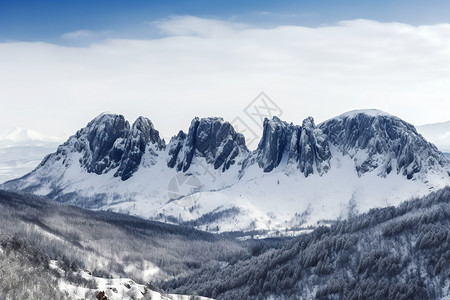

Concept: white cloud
[[1, 17, 450, 141], [152, 15, 249, 37], [62, 29, 110, 40], [62, 29, 95, 39]]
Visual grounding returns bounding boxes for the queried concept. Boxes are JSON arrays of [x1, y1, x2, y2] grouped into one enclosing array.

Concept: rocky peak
[[114, 116, 165, 180], [167, 117, 248, 172], [74, 113, 130, 175], [45, 113, 167, 180], [255, 117, 295, 172], [319, 110, 448, 178], [131, 116, 165, 149], [167, 130, 187, 169], [252, 116, 331, 176], [287, 117, 331, 176]]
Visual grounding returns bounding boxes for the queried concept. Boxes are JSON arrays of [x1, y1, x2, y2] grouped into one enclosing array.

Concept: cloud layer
[[1, 16, 449, 140]]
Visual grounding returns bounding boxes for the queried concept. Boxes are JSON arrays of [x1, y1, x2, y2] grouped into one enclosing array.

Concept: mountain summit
[[2, 110, 449, 234], [320, 109, 447, 179]]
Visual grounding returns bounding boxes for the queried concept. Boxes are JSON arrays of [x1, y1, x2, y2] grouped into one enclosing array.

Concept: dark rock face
[[114, 116, 165, 180], [73, 114, 130, 175], [319, 111, 448, 178], [256, 117, 294, 172], [167, 131, 187, 169], [287, 117, 331, 176], [167, 117, 248, 172], [49, 114, 165, 181], [253, 116, 331, 176]]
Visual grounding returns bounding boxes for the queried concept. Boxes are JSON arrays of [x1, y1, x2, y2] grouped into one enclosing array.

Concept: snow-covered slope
[[2, 110, 450, 234], [54, 264, 212, 300], [417, 120, 450, 154]]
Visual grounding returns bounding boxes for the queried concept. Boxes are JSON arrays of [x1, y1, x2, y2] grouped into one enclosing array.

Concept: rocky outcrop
[[319, 110, 449, 178], [255, 116, 294, 172], [73, 114, 130, 175], [167, 117, 248, 172], [287, 117, 331, 176], [30, 113, 165, 181], [248, 116, 331, 176], [114, 116, 165, 180]]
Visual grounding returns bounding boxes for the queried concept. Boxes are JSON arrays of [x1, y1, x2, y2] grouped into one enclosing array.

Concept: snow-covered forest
[[2, 188, 450, 299]]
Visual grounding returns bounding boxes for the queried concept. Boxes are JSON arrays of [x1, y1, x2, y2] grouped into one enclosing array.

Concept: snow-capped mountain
[[417, 120, 450, 156], [0, 127, 62, 148], [2, 110, 449, 234], [68, 114, 165, 180], [320, 110, 447, 179]]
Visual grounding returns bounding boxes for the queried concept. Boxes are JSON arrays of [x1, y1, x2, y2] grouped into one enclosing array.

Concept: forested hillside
[[3, 188, 450, 299], [0, 190, 252, 298], [0, 234, 65, 299], [164, 187, 450, 299]]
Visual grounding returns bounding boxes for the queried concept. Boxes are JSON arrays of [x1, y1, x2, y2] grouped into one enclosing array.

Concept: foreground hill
[[0, 190, 249, 299], [3, 188, 450, 299], [164, 187, 450, 299]]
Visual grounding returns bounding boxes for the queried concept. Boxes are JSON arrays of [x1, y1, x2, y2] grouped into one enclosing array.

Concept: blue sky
[[1, 0, 450, 140], [2, 0, 450, 43]]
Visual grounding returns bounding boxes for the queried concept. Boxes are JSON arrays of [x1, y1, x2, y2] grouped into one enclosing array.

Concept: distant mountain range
[[2, 110, 449, 235], [0, 127, 62, 148], [0, 127, 61, 183], [417, 121, 450, 157]]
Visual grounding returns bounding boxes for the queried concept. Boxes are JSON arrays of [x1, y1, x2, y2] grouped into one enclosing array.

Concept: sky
[[1, 0, 450, 143]]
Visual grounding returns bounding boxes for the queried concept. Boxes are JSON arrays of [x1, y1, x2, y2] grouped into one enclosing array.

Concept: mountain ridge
[[2, 109, 449, 234]]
